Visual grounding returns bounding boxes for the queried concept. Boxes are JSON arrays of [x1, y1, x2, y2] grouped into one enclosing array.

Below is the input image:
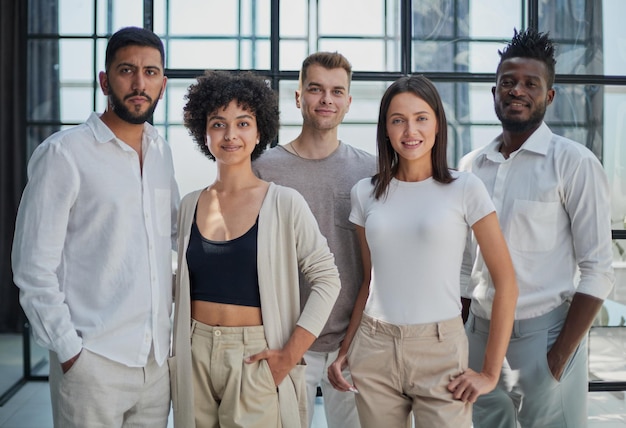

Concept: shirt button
[[214, 330, 221, 337]]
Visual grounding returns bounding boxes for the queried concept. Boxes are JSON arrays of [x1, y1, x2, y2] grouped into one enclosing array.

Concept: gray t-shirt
[[253, 142, 377, 352]]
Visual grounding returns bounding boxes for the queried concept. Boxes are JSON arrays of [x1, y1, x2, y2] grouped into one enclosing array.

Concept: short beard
[[109, 89, 161, 125], [495, 102, 546, 134]]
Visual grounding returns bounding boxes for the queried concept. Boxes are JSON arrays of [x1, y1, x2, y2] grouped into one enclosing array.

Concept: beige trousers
[[48, 348, 170, 428], [348, 313, 471, 428], [191, 319, 280, 428]]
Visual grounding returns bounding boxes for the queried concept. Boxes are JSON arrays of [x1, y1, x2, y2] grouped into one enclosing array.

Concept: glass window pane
[[241, 40, 271, 70], [539, 0, 604, 75], [166, 0, 239, 35], [603, 0, 626, 75], [160, 78, 196, 125], [168, 40, 239, 69], [279, 41, 308, 70], [60, 87, 94, 123], [169, 125, 216, 197], [604, 86, 626, 230], [469, 0, 523, 38], [280, 0, 308, 37], [319, 0, 386, 36], [241, 0, 271, 37], [97, 0, 144, 35], [28, 40, 61, 122], [59, 0, 94, 35], [59, 40, 94, 82], [319, 40, 389, 72]]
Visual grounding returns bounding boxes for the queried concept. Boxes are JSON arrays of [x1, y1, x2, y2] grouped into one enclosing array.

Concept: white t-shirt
[[350, 171, 494, 325]]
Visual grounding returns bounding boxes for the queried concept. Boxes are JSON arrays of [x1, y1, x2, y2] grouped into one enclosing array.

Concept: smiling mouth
[[403, 140, 422, 147]]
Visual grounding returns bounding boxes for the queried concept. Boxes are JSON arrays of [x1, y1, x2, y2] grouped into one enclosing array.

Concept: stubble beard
[[109, 88, 161, 125], [495, 101, 547, 134]]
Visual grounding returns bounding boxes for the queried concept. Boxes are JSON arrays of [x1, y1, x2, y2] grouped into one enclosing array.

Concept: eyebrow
[[307, 82, 347, 91], [115, 62, 162, 71], [208, 113, 255, 121]]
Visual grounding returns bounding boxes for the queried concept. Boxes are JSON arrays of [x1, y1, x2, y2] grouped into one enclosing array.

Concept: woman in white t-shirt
[[328, 75, 518, 428]]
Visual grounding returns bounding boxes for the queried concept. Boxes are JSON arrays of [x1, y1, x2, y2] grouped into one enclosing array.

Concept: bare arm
[[245, 326, 316, 386], [547, 292, 603, 380], [328, 225, 371, 392], [448, 212, 518, 402]]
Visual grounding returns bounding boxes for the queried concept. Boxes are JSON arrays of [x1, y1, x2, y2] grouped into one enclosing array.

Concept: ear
[[491, 86, 496, 99], [99, 71, 109, 95], [295, 90, 301, 109], [159, 76, 168, 100], [546, 87, 555, 106]]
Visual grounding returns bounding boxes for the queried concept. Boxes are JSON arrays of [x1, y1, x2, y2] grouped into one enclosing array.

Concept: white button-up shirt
[[12, 113, 179, 366], [461, 122, 614, 320]]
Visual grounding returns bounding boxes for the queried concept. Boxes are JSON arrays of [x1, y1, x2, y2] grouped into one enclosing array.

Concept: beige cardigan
[[169, 183, 340, 427]]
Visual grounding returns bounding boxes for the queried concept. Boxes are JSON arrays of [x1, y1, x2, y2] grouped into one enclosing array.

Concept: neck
[[290, 126, 340, 159], [213, 163, 261, 192], [395, 159, 432, 182], [499, 122, 541, 159]]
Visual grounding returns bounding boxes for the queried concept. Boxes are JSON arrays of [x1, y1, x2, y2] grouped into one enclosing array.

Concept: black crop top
[[187, 215, 261, 307]]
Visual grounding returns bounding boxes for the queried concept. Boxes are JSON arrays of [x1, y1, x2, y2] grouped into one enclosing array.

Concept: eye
[[146, 69, 158, 76], [308, 87, 321, 93], [238, 121, 250, 127], [417, 116, 428, 122], [390, 118, 404, 125], [333, 89, 344, 95], [209, 122, 225, 128], [500, 79, 512, 87]]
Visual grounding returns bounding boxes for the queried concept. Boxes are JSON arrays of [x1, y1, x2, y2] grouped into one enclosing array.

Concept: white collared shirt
[[461, 122, 614, 320], [12, 112, 180, 366]]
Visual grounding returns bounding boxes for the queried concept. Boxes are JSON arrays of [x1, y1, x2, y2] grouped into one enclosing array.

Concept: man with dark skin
[[460, 28, 614, 427]]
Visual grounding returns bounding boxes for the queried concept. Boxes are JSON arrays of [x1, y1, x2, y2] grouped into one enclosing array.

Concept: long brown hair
[[372, 75, 454, 200]]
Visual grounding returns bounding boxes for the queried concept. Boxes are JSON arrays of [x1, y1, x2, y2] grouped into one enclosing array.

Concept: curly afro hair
[[183, 70, 280, 161]]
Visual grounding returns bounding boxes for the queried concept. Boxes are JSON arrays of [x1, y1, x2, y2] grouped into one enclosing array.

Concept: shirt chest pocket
[[334, 191, 353, 230], [507, 199, 559, 252]]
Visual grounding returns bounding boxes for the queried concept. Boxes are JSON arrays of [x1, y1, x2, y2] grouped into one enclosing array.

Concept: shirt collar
[[477, 121, 552, 163], [86, 112, 159, 145]]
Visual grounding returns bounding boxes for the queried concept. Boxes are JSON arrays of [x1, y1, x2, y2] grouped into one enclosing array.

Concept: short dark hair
[[183, 70, 279, 161], [105, 26, 165, 71], [299, 52, 353, 89], [372, 75, 454, 200], [497, 28, 556, 88]]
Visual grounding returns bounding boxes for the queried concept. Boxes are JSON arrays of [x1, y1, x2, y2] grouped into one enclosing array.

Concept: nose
[[508, 82, 523, 97], [320, 90, 333, 105], [131, 73, 146, 92]]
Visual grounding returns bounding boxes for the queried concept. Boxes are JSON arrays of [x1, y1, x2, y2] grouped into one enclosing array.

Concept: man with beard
[[12, 27, 179, 427], [459, 28, 614, 427], [253, 52, 375, 428]]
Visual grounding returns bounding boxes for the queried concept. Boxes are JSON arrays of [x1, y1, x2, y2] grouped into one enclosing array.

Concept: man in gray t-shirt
[[253, 52, 375, 428]]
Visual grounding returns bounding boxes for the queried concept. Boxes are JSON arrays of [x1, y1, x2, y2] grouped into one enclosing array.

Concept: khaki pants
[[348, 313, 471, 428], [49, 348, 170, 428], [191, 320, 280, 428]]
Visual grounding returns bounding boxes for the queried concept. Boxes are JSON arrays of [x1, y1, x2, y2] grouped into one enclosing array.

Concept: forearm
[[281, 325, 317, 366], [548, 292, 603, 373], [337, 281, 369, 357], [481, 283, 517, 379]]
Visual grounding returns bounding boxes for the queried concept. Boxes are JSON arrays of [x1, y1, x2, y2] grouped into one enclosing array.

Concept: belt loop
[[437, 322, 443, 342], [190, 319, 197, 334], [370, 317, 377, 335], [512, 320, 521, 338], [243, 328, 248, 345]]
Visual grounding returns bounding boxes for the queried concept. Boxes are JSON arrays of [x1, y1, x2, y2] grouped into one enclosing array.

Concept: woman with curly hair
[[169, 70, 340, 428]]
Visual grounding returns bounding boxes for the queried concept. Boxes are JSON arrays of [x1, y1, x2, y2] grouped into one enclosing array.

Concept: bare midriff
[[191, 300, 263, 326]]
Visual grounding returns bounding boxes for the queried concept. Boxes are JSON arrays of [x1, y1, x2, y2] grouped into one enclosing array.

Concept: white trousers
[[304, 348, 361, 428], [49, 348, 170, 428]]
